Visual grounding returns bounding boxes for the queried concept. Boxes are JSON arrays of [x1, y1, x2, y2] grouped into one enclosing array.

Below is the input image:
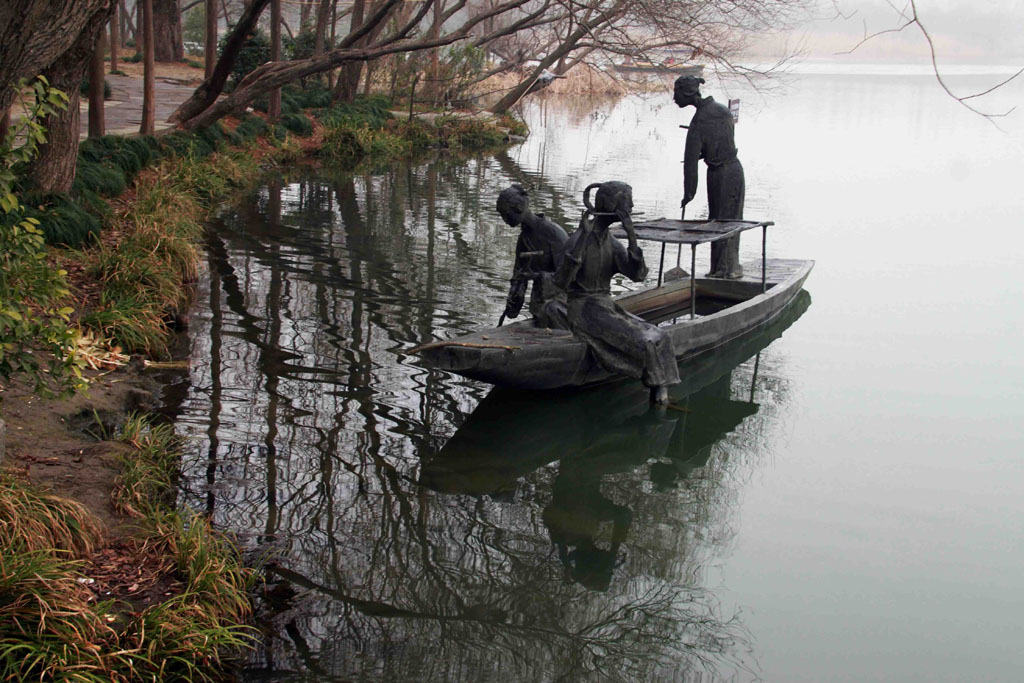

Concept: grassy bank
[[0, 415, 254, 681], [28, 89, 522, 355], [2, 90, 523, 679]]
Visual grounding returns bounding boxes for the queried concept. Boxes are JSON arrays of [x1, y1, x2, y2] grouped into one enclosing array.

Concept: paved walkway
[[80, 74, 198, 138]]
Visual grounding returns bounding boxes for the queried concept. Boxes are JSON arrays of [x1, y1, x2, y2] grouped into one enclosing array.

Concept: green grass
[[0, 470, 100, 555], [280, 112, 314, 136], [234, 113, 270, 140], [21, 193, 102, 247], [0, 415, 258, 681], [317, 99, 515, 163], [112, 414, 180, 518]]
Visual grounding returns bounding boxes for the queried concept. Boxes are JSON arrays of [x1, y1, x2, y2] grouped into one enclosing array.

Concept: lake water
[[167, 66, 1024, 681]]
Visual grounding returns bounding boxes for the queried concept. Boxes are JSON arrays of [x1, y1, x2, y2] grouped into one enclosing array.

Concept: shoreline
[[0, 96, 522, 679]]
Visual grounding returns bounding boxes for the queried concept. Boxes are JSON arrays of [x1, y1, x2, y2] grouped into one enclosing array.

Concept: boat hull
[[418, 258, 813, 390]]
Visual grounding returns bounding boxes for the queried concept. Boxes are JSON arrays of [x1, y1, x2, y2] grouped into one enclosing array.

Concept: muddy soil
[[1, 362, 166, 533]]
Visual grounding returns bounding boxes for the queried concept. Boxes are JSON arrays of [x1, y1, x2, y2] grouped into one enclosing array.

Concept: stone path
[[80, 74, 198, 138]]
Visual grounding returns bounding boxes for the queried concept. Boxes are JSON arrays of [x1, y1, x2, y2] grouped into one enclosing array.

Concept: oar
[[497, 313, 506, 327]]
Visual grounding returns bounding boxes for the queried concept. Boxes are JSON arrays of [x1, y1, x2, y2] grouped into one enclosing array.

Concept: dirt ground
[[1, 363, 163, 534]]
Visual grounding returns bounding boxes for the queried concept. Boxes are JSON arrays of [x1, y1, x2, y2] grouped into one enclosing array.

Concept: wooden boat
[[415, 219, 813, 391], [419, 288, 810, 496]]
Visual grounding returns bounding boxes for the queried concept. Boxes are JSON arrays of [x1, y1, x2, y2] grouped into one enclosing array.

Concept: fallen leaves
[[81, 540, 182, 606], [76, 333, 130, 372]]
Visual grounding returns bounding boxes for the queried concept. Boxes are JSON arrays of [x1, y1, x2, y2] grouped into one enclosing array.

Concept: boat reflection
[[420, 290, 809, 595], [421, 289, 810, 494], [169, 156, 811, 680]]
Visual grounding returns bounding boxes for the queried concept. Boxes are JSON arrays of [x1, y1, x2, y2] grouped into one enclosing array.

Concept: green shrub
[[280, 112, 314, 136], [234, 113, 270, 140], [79, 135, 158, 181], [79, 77, 112, 100], [73, 158, 127, 196], [315, 95, 393, 130], [0, 78, 84, 397], [219, 26, 271, 86], [22, 194, 102, 248], [159, 130, 214, 158], [289, 85, 333, 110], [285, 27, 319, 61]]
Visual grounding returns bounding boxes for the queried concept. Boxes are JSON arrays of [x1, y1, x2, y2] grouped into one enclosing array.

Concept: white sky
[[749, 0, 1024, 63]]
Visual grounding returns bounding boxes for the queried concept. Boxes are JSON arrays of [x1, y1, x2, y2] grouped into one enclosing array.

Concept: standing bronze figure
[[497, 184, 569, 329], [674, 75, 745, 279], [556, 181, 680, 403]]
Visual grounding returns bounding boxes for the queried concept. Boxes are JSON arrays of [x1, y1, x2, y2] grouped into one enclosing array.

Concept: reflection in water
[[168, 149, 808, 681]]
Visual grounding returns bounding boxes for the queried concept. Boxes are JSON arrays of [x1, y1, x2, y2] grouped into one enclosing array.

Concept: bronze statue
[[497, 184, 569, 329], [674, 75, 745, 279], [555, 181, 680, 404]]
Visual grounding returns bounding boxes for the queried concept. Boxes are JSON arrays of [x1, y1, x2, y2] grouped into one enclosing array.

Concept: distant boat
[[613, 60, 704, 77]]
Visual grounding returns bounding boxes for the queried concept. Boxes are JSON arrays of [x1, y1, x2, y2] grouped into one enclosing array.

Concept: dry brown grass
[[0, 469, 102, 556]]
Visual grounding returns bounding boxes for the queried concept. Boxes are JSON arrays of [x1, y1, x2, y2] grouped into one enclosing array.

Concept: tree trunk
[[141, 0, 155, 134], [268, 0, 281, 119], [204, 0, 217, 78], [300, 0, 311, 29], [89, 29, 106, 137], [362, 59, 373, 95], [30, 3, 115, 193], [327, 0, 338, 89], [332, 0, 366, 103], [178, 0, 538, 129], [153, 0, 184, 62], [313, 0, 332, 55], [110, 9, 120, 72], [427, 0, 442, 103], [0, 0, 110, 114], [167, 0, 272, 123], [120, 0, 128, 47], [136, 0, 144, 55]]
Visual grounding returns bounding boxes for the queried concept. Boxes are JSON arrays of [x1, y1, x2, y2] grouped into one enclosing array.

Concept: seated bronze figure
[[555, 181, 680, 403]]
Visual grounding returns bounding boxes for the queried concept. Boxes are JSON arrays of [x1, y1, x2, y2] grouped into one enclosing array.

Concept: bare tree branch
[[834, 0, 1021, 120]]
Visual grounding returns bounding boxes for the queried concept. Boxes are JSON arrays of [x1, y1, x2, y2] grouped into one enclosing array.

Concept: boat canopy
[[611, 218, 772, 245], [611, 218, 775, 294]]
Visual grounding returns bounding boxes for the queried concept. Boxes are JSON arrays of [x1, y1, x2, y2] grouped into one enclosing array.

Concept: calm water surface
[[167, 67, 1024, 681]]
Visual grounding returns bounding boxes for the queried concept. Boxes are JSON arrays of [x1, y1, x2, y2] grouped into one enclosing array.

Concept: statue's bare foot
[[650, 385, 669, 404]]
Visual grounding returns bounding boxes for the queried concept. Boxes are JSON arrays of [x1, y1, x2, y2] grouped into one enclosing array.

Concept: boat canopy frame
[[610, 218, 773, 319]]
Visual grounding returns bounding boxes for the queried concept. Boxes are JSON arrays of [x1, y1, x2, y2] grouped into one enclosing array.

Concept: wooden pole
[[89, 29, 106, 137], [140, 0, 155, 135], [268, 0, 281, 119], [110, 5, 120, 72], [204, 0, 217, 78]]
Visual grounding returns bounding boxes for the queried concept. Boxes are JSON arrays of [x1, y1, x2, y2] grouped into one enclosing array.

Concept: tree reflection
[[170, 155, 809, 681]]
